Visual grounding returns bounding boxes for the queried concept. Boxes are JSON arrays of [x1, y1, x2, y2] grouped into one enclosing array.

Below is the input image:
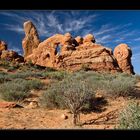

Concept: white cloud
[[132, 54, 140, 62], [8, 42, 22, 55], [0, 11, 99, 38], [134, 37, 140, 41], [1, 11, 140, 50], [3, 24, 24, 34], [95, 23, 132, 37], [96, 34, 112, 44]]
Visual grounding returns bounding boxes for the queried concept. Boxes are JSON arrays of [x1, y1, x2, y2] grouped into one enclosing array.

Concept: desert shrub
[[8, 72, 31, 79], [7, 70, 68, 80], [45, 67, 56, 72], [13, 79, 44, 90], [8, 71, 42, 79], [0, 79, 44, 101], [78, 71, 137, 97], [0, 75, 10, 83], [41, 71, 69, 80], [117, 101, 140, 129], [0, 72, 10, 83], [6, 66, 19, 72], [0, 81, 29, 101], [134, 74, 140, 81], [0, 59, 10, 68], [40, 83, 64, 109], [40, 74, 95, 125], [100, 73, 137, 97]]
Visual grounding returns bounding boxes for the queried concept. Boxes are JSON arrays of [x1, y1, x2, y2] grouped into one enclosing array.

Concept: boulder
[[61, 114, 68, 120], [1, 50, 24, 62], [75, 36, 83, 45], [83, 34, 96, 43], [0, 102, 19, 108], [114, 43, 135, 74]]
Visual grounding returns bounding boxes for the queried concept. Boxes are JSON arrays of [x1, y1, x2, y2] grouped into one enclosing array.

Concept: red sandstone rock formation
[[22, 21, 135, 74], [56, 44, 121, 72], [114, 43, 135, 74], [75, 36, 83, 45], [1, 50, 24, 62], [25, 34, 64, 67], [0, 40, 24, 63], [0, 41, 7, 56], [22, 21, 40, 58]]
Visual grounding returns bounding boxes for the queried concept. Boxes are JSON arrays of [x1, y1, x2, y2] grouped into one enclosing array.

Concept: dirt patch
[[0, 97, 128, 129]]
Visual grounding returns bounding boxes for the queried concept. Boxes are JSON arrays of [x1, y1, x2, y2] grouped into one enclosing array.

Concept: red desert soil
[[0, 96, 130, 129]]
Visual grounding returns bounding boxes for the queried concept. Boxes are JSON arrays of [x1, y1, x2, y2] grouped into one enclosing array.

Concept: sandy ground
[[0, 97, 129, 129]]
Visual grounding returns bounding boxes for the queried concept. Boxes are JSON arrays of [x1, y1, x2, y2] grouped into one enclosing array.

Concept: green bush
[[79, 72, 137, 97], [41, 71, 69, 80], [40, 74, 95, 125], [40, 71, 137, 108], [0, 59, 10, 68], [8, 71, 43, 79], [0, 81, 29, 101], [134, 74, 140, 81], [100, 73, 137, 97], [0, 79, 44, 101], [0, 72, 10, 83], [117, 101, 140, 129], [14, 79, 44, 90]]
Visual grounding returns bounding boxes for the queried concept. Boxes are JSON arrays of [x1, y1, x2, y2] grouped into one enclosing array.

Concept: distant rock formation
[[1, 50, 24, 62], [0, 41, 7, 55], [0, 40, 24, 63], [22, 20, 40, 59], [22, 21, 135, 74], [114, 43, 135, 74]]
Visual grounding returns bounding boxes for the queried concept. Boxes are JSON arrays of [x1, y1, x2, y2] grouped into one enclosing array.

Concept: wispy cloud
[[96, 34, 113, 44], [132, 53, 140, 63], [94, 23, 132, 37], [3, 24, 24, 34], [134, 37, 140, 41], [92, 22, 140, 47], [1, 11, 140, 50], [0, 11, 98, 38], [8, 42, 23, 55]]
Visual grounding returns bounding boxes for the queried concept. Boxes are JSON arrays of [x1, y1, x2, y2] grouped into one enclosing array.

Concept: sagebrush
[[117, 101, 140, 129]]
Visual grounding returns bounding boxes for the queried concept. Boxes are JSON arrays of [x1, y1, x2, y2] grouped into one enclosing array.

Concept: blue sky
[[0, 10, 140, 74]]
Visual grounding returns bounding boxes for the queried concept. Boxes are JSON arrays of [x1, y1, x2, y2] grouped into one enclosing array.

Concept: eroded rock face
[[114, 43, 135, 74], [56, 44, 121, 72], [83, 34, 95, 43], [1, 50, 24, 62], [75, 36, 83, 45], [0, 41, 7, 55], [22, 21, 135, 74], [25, 34, 64, 67], [22, 21, 40, 58], [0, 40, 24, 63]]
